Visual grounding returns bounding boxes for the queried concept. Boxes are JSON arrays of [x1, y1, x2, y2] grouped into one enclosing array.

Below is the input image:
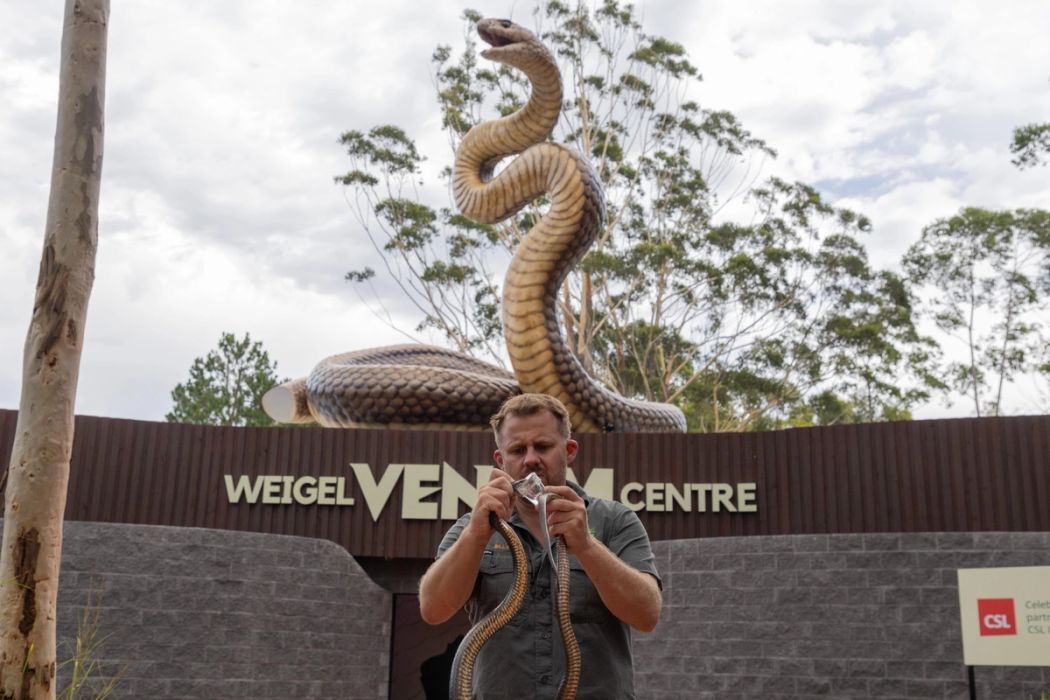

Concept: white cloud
[[73, 224, 416, 421], [837, 177, 961, 269], [3, 0, 1050, 422]]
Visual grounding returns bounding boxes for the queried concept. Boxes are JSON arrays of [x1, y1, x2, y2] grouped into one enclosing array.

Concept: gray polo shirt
[[436, 482, 660, 699]]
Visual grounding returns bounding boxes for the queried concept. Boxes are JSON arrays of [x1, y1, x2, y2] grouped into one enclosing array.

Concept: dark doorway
[[390, 594, 470, 699]]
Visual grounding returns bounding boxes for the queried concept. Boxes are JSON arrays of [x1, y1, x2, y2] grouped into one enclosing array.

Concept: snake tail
[[449, 514, 530, 700], [555, 537, 580, 699]]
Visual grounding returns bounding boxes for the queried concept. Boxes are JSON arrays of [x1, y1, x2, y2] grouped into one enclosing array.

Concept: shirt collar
[[567, 480, 591, 505]]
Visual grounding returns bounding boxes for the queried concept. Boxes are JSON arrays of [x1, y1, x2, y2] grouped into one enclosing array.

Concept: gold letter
[[620, 482, 645, 512], [712, 483, 736, 512], [737, 482, 757, 512], [350, 463, 405, 521], [224, 475, 264, 504], [402, 464, 441, 520], [317, 476, 338, 505], [645, 483, 667, 512], [293, 476, 318, 505], [691, 484, 713, 512], [566, 467, 614, 500], [261, 476, 283, 504], [474, 465, 495, 486], [336, 477, 355, 506], [665, 483, 690, 512], [441, 463, 477, 520]]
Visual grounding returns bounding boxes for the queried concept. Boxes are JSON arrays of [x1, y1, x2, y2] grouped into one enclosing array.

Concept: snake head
[[476, 18, 542, 64]]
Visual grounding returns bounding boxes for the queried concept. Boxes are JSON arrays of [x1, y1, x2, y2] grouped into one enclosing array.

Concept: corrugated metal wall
[[1, 410, 1047, 559]]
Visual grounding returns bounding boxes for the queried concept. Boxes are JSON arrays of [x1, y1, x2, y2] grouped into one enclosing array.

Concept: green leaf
[[166, 332, 283, 427]]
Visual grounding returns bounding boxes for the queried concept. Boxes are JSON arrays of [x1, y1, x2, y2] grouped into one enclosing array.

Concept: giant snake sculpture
[[263, 17, 686, 435]]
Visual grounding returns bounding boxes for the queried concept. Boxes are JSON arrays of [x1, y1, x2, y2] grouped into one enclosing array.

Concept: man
[[418, 394, 661, 699]]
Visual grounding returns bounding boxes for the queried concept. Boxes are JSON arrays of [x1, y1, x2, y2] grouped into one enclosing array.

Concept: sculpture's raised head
[[476, 18, 544, 65]]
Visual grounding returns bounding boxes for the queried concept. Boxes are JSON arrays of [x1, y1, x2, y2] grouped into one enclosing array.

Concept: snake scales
[[263, 19, 686, 433], [449, 507, 580, 700]]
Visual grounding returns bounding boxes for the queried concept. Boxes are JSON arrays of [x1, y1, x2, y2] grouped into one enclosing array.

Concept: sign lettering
[[978, 599, 1017, 636], [223, 465, 760, 519], [958, 567, 1050, 666]]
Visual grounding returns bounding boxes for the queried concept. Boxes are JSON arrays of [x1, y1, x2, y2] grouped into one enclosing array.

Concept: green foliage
[[904, 208, 1050, 416], [58, 603, 123, 700], [166, 332, 282, 427], [1011, 122, 1050, 169], [337, 1, 937, 430]]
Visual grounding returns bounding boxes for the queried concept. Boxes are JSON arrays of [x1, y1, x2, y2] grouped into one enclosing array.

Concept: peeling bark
[[15, 530, 40, 637], [0, 1, 108, 697]]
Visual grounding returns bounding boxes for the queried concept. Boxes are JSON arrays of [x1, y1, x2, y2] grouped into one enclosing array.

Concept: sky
[[2, 1, 1049, 423]]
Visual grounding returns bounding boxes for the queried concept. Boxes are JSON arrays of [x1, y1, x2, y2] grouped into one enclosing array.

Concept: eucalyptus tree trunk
[[0, 1, 108, 697]]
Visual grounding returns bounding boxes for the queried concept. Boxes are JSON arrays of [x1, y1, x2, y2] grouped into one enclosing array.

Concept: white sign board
[[957, 566, 1050, 666]]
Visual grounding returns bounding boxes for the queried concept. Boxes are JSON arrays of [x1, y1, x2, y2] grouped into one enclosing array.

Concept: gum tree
[[904, 208, 1050, 416], [1010, 118, 1050, 406], [0, 2, 109, 696], [339, 1, 937, 430], [1011, 122, 1050, 169]]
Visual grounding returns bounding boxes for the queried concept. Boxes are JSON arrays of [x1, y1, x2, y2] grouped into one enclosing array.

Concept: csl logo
[[978, 598, 1017, 636]]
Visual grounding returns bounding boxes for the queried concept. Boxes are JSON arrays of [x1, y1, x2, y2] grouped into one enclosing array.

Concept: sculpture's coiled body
[[263, 18, 685, 433], [452, 19, 685, 433]]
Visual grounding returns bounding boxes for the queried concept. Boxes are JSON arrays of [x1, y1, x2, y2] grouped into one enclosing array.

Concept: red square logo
[[978, 598, 1017, 636]]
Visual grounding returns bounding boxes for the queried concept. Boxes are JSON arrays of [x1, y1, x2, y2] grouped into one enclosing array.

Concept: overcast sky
[[2, 1, 1049, 422]]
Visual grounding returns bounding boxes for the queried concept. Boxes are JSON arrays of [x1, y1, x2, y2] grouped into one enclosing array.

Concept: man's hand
[[543, 485, 662, 632], [465, 468, 515, 539], [419, 467, 514, 625], [544, 485, 593, 554]]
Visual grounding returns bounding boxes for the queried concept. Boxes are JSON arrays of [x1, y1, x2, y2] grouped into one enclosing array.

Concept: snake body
[[452, 19, 685, 433], [304, 345, 518, 429], [450, 508, 579, 700], [263, 18, 685, 433]]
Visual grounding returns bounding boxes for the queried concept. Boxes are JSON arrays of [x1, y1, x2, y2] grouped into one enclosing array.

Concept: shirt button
[[540, 675, 550, 684], [542, 631, 551, 640]]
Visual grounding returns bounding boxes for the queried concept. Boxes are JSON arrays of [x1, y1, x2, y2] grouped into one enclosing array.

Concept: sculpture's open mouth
[[477, 19, 517, 48]]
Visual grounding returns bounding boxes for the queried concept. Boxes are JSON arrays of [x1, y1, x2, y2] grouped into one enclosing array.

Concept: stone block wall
[[31, 523, 1050, 698], [55, 522, 390, 699], [637, 532, 1050, 699]]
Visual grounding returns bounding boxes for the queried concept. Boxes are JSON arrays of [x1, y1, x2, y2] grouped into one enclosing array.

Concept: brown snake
[[450, 497, 580, 700], [263, 17, 686, 434]]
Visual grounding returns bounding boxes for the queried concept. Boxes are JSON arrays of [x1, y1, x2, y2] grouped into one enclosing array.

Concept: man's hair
[[490, 393, 572, 446]]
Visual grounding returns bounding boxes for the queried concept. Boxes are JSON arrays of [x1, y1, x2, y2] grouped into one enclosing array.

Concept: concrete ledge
[[56, 521, 390, 699]]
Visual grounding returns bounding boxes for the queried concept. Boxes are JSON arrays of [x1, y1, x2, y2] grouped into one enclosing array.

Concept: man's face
[[493, 410, 578, 486]]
